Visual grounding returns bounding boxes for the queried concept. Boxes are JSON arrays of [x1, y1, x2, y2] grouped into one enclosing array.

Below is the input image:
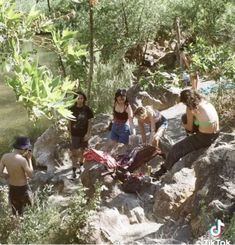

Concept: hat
[[115, 89, 127, 97], [13, 136, 32, 150]]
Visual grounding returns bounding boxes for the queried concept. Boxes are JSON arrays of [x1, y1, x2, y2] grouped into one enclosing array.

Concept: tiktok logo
[[210, 219, 225, 238]]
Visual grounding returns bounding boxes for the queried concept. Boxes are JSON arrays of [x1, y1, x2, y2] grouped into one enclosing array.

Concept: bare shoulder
[[0, 152, 11, 163], [145, 106, 154, 115]]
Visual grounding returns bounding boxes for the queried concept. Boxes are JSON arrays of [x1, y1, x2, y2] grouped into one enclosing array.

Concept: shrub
[[90, 56, 135, 113], [222, 213, 235, 243], [51, 182, 102, 244], [0, 183, 101, 244]]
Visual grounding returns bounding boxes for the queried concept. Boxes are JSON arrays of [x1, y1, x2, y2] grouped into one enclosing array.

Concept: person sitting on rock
[[134, 106, 168, 150], [153, 89, 220, 179], [69, 91, 94, 179]]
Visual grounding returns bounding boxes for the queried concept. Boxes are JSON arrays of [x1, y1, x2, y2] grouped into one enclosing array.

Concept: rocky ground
[[27, 83, 235, 244]]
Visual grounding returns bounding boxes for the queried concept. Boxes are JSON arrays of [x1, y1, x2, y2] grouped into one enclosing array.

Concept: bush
[[222, 213, 235, 243], [90, 56, 135, 113], [0, 183, 101, 244]]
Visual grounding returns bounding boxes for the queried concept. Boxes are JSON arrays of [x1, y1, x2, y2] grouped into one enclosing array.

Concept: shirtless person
[[0, 136, 33, 215]]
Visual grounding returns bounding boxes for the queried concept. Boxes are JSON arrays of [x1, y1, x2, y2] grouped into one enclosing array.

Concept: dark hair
[[180, 89, 202, 109], [73, 91, 87, 105], [114, 89, 129, 105], [115, 89, 127, 98]]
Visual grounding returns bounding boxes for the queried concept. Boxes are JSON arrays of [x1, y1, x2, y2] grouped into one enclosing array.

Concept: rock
[[153, 168, 196, 219], [33, 120, 70, 171]]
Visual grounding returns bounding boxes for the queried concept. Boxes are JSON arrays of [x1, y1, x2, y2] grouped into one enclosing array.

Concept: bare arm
[[0, 156, 9, 179], [183, 107, 194, 132], [148, 110, 156, 144], [138, 120, 146, 144], [21, 157, 33, 179], [127, 105, 136, 134]]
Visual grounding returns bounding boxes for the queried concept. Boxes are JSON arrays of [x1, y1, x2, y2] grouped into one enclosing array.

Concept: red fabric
[[83, 149, 119, 169]]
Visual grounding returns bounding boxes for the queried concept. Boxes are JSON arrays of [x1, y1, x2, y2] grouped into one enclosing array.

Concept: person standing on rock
[[134, 105, 168, 151], [69, 91, 94, 179], [0, 136, 33, 215], [107, 89, 136, 152], [153, 89, 220, 179]]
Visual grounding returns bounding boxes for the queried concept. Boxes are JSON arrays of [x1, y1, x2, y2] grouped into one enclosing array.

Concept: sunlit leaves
[[7, 53, 76, 121]]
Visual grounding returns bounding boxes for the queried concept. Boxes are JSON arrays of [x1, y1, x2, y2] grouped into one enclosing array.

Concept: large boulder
[[152, 133, 235, 239]]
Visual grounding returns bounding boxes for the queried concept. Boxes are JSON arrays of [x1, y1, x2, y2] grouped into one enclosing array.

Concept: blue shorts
[[110, 122, 130, 144]]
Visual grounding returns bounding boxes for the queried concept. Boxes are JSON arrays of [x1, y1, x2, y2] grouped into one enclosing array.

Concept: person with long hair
[[153, 89, 220, 179], [108, 89, 135, 150], [69, 91, 94, 179], [134, 106, 168, 150]]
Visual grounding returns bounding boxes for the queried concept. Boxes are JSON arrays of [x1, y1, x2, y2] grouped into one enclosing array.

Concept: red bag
[[83, 148, 119, 169]]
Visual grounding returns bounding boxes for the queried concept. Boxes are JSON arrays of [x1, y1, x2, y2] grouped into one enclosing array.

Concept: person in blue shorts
[[108, 89, 136, 151]]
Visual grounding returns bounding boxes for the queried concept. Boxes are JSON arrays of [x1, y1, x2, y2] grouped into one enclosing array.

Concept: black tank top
[[113, 105, 128, 123]]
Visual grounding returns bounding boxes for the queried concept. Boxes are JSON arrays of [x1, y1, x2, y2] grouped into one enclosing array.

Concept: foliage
[[189, 38, 235, 80], [0, 186, 16, 243], [0, 0, 40, 64], [7, 185, 59, 244], [221, 213, 235, 243], [51, 28, 87, 80], [0, 183, 101, 244], [6, 53, 76, 121], [90, 54, 135, 113], [50, 182, 102, 244]]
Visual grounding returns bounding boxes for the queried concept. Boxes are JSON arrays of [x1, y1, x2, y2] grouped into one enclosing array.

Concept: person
[[108, 89, 135, 151], [0, 136, 33, 215], [69, 91, 94, 179], [153, 89, 220, 179], [134, 106, 168, 150]]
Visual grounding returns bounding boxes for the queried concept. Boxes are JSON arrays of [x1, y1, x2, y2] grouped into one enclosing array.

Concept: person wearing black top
[[69, 91, 94, 178]]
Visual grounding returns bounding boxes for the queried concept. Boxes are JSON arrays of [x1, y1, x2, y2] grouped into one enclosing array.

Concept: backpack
[[118, 145, 157, 172]]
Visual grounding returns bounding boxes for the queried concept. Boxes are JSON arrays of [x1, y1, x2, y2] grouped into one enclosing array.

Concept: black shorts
[[155, 116, 168, 132], [71, 136, 88, 149], [9, 184, 32, 215]]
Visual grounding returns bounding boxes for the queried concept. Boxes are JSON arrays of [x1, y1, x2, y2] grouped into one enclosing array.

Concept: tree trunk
[[87, 0, 94, 104], [175, 17, 182, 67], [47, 0, 51, 12]]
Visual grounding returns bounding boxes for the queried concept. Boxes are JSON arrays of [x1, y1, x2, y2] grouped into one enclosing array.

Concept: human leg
[[71, 136, 86, 178], [9, 185, 32, 215], [153, 132, 219, 179]]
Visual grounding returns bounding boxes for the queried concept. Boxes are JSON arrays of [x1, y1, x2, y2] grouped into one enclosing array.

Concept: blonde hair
[[134, 106, 154, 117], [134, 106, 146, 117]]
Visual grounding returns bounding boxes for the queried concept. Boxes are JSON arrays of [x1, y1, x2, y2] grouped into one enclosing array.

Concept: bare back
[[0, 152, 30, 186]]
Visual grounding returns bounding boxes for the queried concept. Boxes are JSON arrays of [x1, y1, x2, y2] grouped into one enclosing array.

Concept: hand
[[25, 150, 32, 160], [84, 134, 90, 141]]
